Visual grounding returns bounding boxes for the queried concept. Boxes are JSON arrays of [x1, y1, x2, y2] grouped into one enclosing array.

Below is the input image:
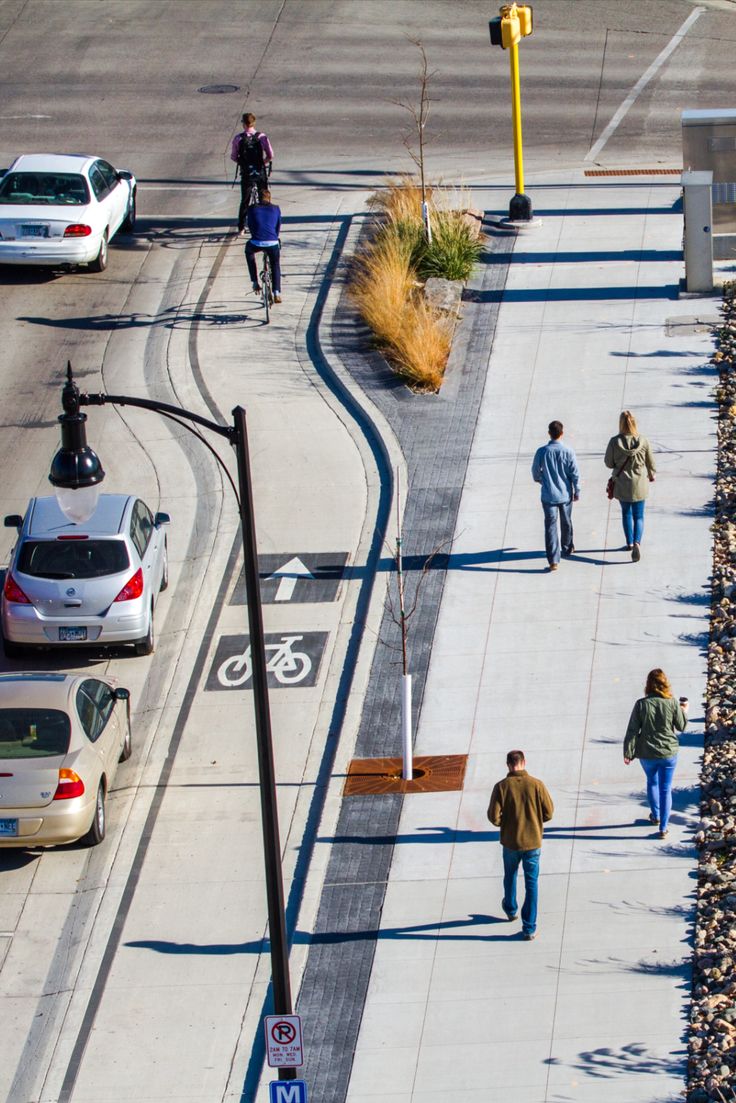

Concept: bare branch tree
[[390, 38, 437, 240], [376, 470, 451, 671]]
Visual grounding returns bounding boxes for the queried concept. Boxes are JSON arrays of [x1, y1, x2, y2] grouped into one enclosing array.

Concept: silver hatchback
[[2, 495, 170, 657]]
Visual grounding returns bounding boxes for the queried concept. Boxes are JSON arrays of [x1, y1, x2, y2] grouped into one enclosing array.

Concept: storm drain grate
[[344, 754, 468, 795], [584, 168, 682, 176]]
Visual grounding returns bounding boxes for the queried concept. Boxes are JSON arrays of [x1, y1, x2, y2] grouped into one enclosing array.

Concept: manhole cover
[[665, 315, 720, 336], [198, 84, 240, 94]]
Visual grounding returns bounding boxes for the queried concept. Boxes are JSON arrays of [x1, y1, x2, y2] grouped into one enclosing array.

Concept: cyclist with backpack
[[230, 112, 274, 234]]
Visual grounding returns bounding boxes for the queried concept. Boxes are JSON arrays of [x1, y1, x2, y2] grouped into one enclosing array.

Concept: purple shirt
[[229, 127, 274, 164]]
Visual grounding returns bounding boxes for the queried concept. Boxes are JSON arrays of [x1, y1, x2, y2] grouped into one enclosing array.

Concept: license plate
[[20, 224, 48, 238], [0, 819, 18, 837], [59, 626, 87, 642]]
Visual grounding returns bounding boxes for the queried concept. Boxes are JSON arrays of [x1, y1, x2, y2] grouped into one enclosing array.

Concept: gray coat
[[604, 434, 656, 501]]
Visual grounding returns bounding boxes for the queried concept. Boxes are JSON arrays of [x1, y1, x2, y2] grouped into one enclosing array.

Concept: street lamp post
[[49, 363, 295, 1080]]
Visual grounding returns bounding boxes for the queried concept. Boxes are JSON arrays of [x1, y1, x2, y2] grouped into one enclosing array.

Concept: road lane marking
[[585, 6, 706, 162]]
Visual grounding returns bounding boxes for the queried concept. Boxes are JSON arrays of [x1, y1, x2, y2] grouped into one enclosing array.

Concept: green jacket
[[623, 694, 687, 760], [604, 434, 656, 501], [488, 770, 554, 851]]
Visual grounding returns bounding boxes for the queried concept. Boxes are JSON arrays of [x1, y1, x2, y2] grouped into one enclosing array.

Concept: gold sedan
[[0, 671, 131, 847]]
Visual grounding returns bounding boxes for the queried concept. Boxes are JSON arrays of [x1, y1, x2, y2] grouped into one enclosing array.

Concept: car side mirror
[[154, 512, 170, 527], [117, 170, 133, 181], [114, 687, 130, 701], [4, 515, 23, 529]]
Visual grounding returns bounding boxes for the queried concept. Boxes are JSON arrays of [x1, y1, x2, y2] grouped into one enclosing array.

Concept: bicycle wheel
[[261, 255, 271, 325]]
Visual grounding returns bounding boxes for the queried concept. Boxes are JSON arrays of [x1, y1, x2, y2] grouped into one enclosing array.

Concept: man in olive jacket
[[488, 750, 554, 940]]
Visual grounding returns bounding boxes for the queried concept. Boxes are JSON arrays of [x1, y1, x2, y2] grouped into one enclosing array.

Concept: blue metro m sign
[[269, 1080, 308, 1103]]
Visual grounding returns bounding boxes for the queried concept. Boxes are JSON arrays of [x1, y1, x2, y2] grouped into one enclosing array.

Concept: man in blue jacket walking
[[531, 420, 580, 571]]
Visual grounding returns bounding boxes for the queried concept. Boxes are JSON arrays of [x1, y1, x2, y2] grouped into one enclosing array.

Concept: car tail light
[[63, 224, 92, 238], [57, 534, 89, 540], [3, 573, 31, 604], [113, 568, 144, 603], [53, 769, 85, 800]]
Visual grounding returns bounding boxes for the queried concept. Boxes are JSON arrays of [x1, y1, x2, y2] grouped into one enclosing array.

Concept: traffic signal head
[[490, 4, 533, 49]]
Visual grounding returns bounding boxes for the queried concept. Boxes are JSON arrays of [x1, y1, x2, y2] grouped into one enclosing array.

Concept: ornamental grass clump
[[417, 212, 484, 282], [390, 299, 451, 391], [351, 177, 482, 390], [350, 233, 414, 349]]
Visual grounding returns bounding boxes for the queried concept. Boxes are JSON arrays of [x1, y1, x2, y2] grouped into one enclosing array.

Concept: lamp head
[[49, 362, 105, 523]]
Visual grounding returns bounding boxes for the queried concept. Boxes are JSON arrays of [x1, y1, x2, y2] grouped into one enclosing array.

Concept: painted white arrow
[[266, 556, 315, 602]]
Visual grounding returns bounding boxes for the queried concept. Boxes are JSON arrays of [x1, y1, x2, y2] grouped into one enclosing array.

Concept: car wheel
[[88, 230, 108, 272], [2, 637, 25, 659], [83, 782, 106, 846], [159, 539, 169, 592], [121, 191, 136, 234], [119, 723, 132, 763], [134, 606, 154, 656]]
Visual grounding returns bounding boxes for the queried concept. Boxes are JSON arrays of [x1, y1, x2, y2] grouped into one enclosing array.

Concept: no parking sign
[[264, 1014, 304, 1068]]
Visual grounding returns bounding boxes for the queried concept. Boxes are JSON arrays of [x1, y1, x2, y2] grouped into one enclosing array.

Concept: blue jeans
[[542, 500, 573, 565], [245, 242, 281, 293], [620, 499, 645, 546], [502, 847, 541, 935], [640, 755, 678, 831]]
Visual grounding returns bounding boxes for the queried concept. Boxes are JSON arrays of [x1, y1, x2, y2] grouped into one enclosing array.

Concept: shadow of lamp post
[[48, 361, 296, 1083]]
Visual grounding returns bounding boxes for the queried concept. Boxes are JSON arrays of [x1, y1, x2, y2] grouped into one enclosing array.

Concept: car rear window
[[0, 709, 71, 758], [0, 172, 90, 205], [17, 539, 130, 580]]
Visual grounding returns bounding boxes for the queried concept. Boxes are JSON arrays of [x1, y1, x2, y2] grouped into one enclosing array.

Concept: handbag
[[606, 454, 632, 500]]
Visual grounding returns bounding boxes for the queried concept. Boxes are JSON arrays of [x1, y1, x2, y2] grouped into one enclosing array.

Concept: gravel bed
[[688, 280, 736, 1103]]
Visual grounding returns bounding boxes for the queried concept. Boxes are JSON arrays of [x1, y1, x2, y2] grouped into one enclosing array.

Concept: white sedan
[[0, 153, 136, 270], [0, 672, 132, 847]]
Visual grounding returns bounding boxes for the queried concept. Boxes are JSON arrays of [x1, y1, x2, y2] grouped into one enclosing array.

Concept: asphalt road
[[0, 1, 735, 1101]]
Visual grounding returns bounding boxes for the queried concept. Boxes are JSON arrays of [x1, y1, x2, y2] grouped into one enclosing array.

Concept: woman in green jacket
[[623, 668, 688, 839], [604, 410, 656, 562]]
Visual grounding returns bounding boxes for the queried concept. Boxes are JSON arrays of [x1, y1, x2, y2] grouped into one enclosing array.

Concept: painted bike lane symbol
[[219, 635, 311, 687], [205, 632, 328, 692]]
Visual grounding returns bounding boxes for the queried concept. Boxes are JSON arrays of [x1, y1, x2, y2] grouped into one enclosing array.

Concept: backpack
[[237, 132, 264, 174]]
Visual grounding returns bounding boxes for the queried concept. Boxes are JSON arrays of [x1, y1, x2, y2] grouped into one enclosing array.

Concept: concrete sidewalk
[[344, 176, 717, 1103]]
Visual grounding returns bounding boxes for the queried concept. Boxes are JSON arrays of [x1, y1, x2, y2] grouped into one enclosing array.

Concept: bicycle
[[244, 167, 262, 210], [260, 250, 273, 324], [217, 635, 312, 688]]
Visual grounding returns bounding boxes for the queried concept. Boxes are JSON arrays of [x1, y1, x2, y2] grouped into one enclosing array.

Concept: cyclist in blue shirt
[[245, 190, 282, 302]]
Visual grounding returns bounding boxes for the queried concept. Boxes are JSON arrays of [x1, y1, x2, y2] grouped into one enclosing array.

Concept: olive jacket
[[623, 694, 688, 761], [488, 770, 554, 851], [604, 433, 656, 502]]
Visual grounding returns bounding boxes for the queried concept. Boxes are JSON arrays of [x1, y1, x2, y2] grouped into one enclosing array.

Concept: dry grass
[[352, 176, 478, 390], [351, 234, 414, 347], [368, 174, 431, 223], [391, 299, 451, 391]]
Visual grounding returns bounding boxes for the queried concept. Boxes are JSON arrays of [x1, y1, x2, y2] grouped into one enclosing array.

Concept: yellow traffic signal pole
[[507, 29, 532, 220], [490, 2, 534, 220]]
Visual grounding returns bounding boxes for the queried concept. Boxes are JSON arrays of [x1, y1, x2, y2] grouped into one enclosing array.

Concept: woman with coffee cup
[[623, 668, 688, 839]]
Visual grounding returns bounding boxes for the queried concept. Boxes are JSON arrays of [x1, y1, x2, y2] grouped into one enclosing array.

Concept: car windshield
[[0, 172, 90, 206], [18, 539, 130, 580], [0, 709, 70, 758]]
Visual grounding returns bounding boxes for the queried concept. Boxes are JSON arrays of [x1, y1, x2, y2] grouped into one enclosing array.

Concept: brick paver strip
[[296, 218, 514, 1101]]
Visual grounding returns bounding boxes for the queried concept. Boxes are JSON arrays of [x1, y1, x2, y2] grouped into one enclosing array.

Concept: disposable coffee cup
[[679, 696, 689, 708]]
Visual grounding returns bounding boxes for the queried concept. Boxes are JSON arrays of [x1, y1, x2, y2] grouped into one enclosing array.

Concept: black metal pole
[[54, 370, 297, 1081], [232, 405, 295, 1081]]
